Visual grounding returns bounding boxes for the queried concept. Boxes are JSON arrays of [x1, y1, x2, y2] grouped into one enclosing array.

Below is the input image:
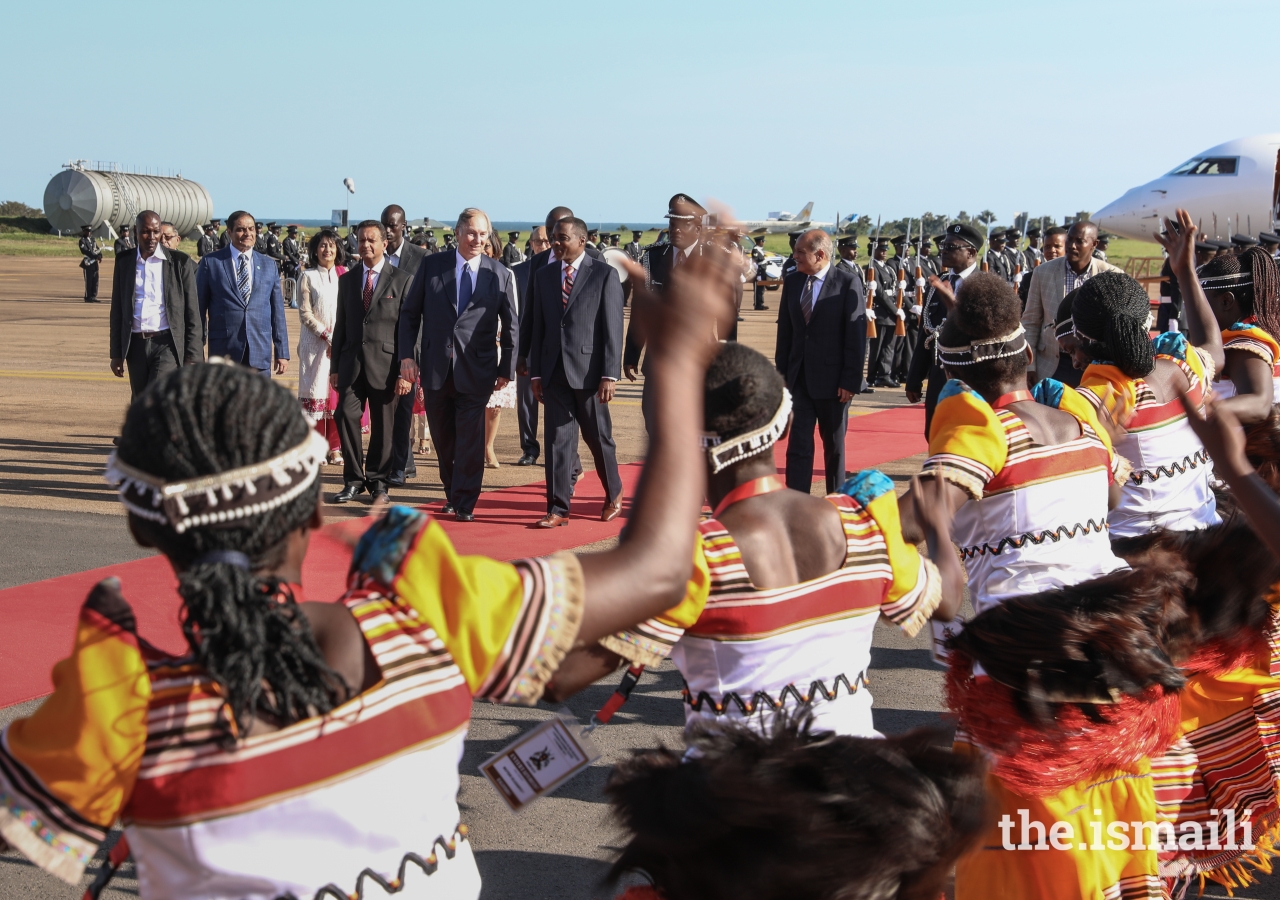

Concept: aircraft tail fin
[[794, 201, 815, 223]]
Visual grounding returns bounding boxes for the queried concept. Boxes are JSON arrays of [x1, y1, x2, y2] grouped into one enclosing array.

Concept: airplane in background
[[1093, 133, 1280, 242], [735, 203, 855, 234]]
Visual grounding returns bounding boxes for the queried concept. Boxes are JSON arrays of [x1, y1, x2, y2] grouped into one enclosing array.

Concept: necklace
[[992, 389, 1034, 409], [712, 474, 786, 518]]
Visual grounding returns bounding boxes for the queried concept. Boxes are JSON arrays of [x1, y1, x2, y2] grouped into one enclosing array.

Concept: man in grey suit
[[381, 203, 429, 486], [109, 210, 202, 398], [528, 217, 624, 528], [398, 208, 516, 522]]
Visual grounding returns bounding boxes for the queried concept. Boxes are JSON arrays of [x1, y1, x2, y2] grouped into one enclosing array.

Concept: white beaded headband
[[937, 325, 1028, 367], [700, 388, 793, 475], [106, 429, 329, 534]]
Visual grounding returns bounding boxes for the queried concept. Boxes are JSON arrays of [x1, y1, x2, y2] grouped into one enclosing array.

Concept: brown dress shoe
[[537, 513, 569, 528], [600, 495, 624, 523]]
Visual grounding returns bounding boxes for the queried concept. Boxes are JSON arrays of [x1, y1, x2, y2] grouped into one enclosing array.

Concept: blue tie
[[457, 265, 472, 317], [236, 253, 251, 303]]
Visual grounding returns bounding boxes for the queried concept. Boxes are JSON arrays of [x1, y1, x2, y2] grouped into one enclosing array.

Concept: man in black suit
[[512, 225, 550, 467], [774, 229, 867, 495], [109, 210, 202, 398], [381, 203, 429, 487], [330, 220, 414, 504], [528, 217, 624, 528], [398, 208, 516, 522]]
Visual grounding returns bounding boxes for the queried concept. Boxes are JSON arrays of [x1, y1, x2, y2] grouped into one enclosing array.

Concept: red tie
[[362, 267, 375, 312], [562, 264, 574, 308]]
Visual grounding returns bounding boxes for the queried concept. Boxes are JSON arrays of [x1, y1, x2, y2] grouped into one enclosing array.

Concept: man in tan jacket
[[1021, 220, 1122, 380]]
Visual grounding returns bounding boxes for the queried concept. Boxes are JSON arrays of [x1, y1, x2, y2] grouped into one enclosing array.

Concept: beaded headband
[[937, 325, 1028, 367], [1199, 270, 1252, 290], [1055, 316, 1075, 339], [700, 388, 793, 475], [106, 429, 329, 534]]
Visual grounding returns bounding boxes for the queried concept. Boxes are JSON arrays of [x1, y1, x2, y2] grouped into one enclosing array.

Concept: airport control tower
[[43, 160, 213, 239]]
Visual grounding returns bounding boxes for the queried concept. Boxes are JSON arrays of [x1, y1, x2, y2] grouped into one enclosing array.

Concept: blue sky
[[5, 0, 1278, 227]]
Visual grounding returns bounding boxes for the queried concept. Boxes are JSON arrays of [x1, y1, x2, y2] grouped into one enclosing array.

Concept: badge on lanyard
[[480, 712, 602, 812]]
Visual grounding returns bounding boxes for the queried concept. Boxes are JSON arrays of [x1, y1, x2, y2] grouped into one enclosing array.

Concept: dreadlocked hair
[[118, 363, 349, 742], [1200, 246, 1280, 337], [1071, 272, 1154, 377], [606, 715, 989, 900], [704, 342, 785, 440], [937, 272, 1027, 390], [1242, 409, 1280, 494]]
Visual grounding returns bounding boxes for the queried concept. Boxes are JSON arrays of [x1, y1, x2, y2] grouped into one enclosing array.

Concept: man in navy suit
[[774, 228, 868, 494], [527, 217, 624, 528], [398, 208, 516, 522], [195, 210, 290, 375]]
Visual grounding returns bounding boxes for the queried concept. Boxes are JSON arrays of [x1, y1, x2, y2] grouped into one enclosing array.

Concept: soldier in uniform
[[1259, 231, 1280, 260], [781, 230, 804, 280], [282, 225, 302, 275], [1002, 228, 1024, 282], [983, 228, 1013, 283], [1023, 225, 1044, 270], [586, 227, 600, 249], [750, 234, 770, 310], [113, 225, 134, 255], [78, 225, 103, 303], [1230, 233, 1260, 253], [212, 219, 229, 250], [608, 233, 621, 248], [501, 230, 523, 267], [867, 237, 902, 387], [265, 223, 284, 267], [425, 230, 439, 252], [197, 223, 217, 259], [1157, 239, 1217, 333], [625, 230, 644, 261], [1093, 232, 1112, 261]]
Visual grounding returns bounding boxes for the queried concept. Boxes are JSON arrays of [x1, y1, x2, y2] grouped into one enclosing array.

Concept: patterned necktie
[[799, 275, 815, 324], [236, 253, 250, 303], [562, 264, 574, 308], [362, 267, 375, 312], [458, 265, 472, 316]]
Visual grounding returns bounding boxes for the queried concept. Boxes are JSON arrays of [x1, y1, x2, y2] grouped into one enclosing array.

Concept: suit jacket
[[196, 246, 290, 370], [517, 245, 602, 365], [1021, 255, 1123, 378], [389, 239, 427, 279], [528, 253, 623, 390], [512, 259, 533, 314], [623, 241, 732, 371], [332, 261, 414, 392], [398, 251, 516, 396], [110, 247, 202, 365], [774, 263, 867, 399]]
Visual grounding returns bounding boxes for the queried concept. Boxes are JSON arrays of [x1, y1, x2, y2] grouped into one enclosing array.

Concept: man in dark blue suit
[[527, 217, 624, 528], [398, 208, 516, 522], [774, 229, 868, 494], [195, 210, 290, 375]]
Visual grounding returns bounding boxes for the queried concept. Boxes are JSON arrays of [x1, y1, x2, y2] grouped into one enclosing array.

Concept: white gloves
[[866, 281, 878, 295], [896, 308, 906, 320], [867, 310, 876, 322], [896, 280, 907, 293], [910, 304, 922, 316], [915, 277, 927, 288]]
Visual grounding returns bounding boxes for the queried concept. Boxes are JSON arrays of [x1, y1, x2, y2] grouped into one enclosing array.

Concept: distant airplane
[[737, 202, 854, 234], [1093, 133, 1280, 242]]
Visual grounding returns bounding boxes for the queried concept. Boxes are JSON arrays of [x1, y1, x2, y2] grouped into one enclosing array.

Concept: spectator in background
[[114, 224, 134, 255], [296, 229, 346, 465], [159, 222, 182, 252], [195, 210, 290, 376]]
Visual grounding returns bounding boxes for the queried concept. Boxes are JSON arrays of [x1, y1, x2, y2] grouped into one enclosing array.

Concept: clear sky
[[5, 0, 1277, 228]]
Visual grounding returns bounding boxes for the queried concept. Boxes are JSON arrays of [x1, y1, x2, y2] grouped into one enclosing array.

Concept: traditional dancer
[[547, 342, 963, 740], [1070, 252, 1224, 539], [0, 247, 734, 899]]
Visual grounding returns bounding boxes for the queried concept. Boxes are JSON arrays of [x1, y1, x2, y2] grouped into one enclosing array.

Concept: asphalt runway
[[2, 258, 1277, 898]]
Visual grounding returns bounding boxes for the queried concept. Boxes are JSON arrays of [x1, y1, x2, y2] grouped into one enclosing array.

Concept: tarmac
[[0, 256, 1272, 899]]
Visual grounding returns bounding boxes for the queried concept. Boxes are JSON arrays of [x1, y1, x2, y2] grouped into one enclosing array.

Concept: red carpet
[[0, 405, 924, 707]]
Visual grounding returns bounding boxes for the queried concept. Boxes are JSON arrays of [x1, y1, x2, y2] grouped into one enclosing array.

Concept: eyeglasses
[[939, 243, 971, 253]]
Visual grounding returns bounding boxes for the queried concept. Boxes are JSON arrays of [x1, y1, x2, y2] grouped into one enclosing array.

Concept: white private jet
[[1093, 133, 1280, 242], [736, 203, 854, 234]]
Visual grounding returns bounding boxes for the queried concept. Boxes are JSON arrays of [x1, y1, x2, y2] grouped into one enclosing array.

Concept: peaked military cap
[[666, 193, 707, 220], [508, 231, 519, 239], [1258, 232, 1280, 245], [837, 234, 859, 248], [1026, 226, 1042, 238], [632, 230, 644, 238], [1004, 229, 1022, 240], [1194, 240, 1218, 252], [889, 234, 908, 244], [1231, 233, 1259, 247], [945, 222, 984, 249]]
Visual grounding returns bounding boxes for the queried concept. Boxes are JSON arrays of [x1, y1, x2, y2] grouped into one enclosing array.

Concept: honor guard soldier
[[254, 222, 268, 254], [1157, 239, 1217, 333], [608, 233, 621, 248], [444, 232, 457, 251], [1002, 228, 1023, 277], [265, 223, 284, 266], [782, 230, 805, 280], [888, 233, 910, 272], [282, 225, 302, 276], [114, 225, 135, 255], [78, 225, 103, 303], [197, 223, 217, 259], [913, 235, 940, 279], [587, 227, 600, 249], [867, 236, 901, 387], [1093, 232, 1112, 260], [625, 230, 644, 261], [751, 234, 770, 310], [1260, 231, 1280, 261], [211, 218, 228, 250], [983, 228, 1013, 283], [1024, 226, 1044, 269], [425, 230, 439, 252], [1231, 232, 1260, 253], [502, 231, 523, 267], [905, 222, 983, 436]]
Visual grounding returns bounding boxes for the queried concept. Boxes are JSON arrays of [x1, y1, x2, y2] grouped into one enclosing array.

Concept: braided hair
[[118, 363, 349, 739], [1199, 246, 1280, 337], [936, 272, 1027, 390], [1071, 272, 1154, 378], [705, 342, 785, 442]]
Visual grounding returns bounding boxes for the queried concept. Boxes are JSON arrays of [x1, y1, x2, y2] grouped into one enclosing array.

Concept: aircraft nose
[[1094, 187, 1161, 241]]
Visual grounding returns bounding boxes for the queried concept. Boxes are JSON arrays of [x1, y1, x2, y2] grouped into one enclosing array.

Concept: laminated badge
[[930, 615, 964, 665], [480, 710, 602, 812]]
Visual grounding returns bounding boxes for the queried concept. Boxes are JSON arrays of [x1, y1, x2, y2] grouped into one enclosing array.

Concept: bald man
[[774, 229, 868, 494]]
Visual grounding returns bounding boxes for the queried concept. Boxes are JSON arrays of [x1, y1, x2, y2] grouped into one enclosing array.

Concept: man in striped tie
[[527, 217, 625, 527], [195, 210, 290, 375], [773, 229, 868, 494]]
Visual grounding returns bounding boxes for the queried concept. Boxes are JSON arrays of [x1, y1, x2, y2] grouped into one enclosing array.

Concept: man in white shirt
[[109, 211, 201, 399], [380, 203, 428, 487]]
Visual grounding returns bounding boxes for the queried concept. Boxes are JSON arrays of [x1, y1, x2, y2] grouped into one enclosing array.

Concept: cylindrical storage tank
[[44, 167, 214, 237]]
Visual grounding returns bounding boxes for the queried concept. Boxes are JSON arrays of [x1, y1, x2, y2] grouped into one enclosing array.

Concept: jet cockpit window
[[1168, 156, 1239, 176]]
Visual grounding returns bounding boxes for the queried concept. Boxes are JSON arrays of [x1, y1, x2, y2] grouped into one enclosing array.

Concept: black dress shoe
[[754, 304, 769, 310], [333, 483, 365, 503], [455, 511, 475, 523], [387, 470, 406, 486], [515, 453, 538, 467], [370, 488, 389, 503], [441, 503, 455, 515], [862, 387, 875, 394], [84, 298, 102, 303]]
